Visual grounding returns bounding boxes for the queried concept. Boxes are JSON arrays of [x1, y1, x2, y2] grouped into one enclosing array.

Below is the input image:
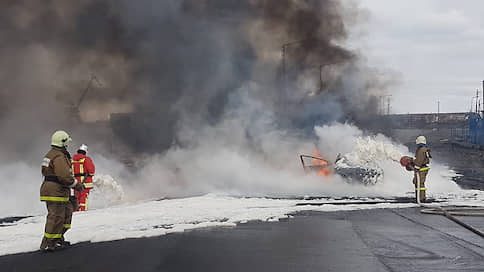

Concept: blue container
[[469, 113, 484, 145]]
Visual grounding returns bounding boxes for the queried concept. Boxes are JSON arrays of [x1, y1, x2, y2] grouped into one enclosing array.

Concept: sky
[[353, 0, 484, 114]]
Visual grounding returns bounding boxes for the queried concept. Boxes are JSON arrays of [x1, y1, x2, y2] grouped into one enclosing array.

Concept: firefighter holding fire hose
[[413, 136, 431, 202], [72, 144, 95, 211], [400, 135, 432, 203]]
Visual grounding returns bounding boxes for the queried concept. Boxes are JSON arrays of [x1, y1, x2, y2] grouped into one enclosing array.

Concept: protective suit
[[40, 131, 84, 251], [413, 136, 431, 202], [72, 144, 95, 211]]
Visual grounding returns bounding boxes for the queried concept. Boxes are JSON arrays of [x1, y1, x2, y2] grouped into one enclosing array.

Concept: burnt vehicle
[[300, 151, 383, 185]]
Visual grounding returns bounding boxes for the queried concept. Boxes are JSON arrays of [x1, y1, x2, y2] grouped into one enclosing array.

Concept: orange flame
[[313, 149, 331, 177]]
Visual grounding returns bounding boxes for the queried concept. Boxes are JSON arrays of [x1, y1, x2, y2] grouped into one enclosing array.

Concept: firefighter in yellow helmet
[[413, 135, 432, 203], [40, 130, 85, 251]]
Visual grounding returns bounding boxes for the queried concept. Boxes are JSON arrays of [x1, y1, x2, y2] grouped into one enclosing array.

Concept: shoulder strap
[[72, 158, 86, 164]]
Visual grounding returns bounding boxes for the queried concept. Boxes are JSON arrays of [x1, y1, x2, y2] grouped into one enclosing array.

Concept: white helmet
[[78, 144, 88, 153], [51, 130, 72, 147], [416, 135, 427, 145]]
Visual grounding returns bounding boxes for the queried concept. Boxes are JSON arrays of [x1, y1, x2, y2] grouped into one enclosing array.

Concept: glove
[[74, 182, 86, 192], [69, 195, 80, 211]]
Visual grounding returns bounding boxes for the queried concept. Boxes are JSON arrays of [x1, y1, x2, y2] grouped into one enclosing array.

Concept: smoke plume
[[0, 0, 390, 157], [0, 0, 417, 213]]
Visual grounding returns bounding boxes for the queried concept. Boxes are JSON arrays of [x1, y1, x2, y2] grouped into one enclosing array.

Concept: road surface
[[1, 208, 483, 272]]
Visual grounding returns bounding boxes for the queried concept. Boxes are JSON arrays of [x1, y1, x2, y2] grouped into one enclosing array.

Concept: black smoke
[[0, 0, 390, 159]]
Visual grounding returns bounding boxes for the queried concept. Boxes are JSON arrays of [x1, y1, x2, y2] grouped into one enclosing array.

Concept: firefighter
[[72, 144, 95, 211], [413, 135, 432, 203], [40, 130, 85, 251]]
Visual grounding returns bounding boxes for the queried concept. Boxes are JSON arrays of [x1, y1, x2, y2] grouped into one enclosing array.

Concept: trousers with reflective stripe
[[40, 199, 73, 249], [413, 168, 428, 201], [75, 189, 91, 211]]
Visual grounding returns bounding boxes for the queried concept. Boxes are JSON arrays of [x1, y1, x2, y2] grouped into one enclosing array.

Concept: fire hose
[[420, 207, 484, 237], [297, 198, 484, 238], [398, 156, 484, 238], [415, 172, 484, 238]]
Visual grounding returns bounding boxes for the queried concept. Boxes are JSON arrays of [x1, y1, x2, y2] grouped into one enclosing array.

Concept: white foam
[[1, 193, 483, 256], [0, 121, 482, 256], [90, 174, 125, 208]]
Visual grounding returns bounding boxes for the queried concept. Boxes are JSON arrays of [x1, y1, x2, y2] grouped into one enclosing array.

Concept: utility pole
[[380, 96, 384, 115], [281, 44, 287, 92], [281, 37, 322, 93], [387, 97, 391, 115], [319, 64, 323, 92], [482, 80, 484, 115], [317, 63, 338, 92], [476, 89, 480, 113], [437, 100, 440, 124], [281, 40, 303, 93]]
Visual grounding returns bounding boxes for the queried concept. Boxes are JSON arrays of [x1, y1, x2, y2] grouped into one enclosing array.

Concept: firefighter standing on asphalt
[[413, 135, 432, 202], [40, 130, 85, 251], [72, 144, 95, 211]]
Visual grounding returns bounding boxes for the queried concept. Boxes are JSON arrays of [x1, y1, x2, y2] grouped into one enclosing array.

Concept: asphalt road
[[1, 208, 483, 272]]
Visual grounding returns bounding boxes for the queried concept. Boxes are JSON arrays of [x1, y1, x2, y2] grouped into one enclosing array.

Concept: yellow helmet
[[51, 130, 72, 147]]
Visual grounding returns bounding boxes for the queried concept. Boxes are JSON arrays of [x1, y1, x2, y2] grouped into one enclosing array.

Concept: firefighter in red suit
[[71, 144, 95, 211]]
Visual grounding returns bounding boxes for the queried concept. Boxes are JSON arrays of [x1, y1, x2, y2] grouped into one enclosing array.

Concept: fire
[[313, 149, 331, 177]]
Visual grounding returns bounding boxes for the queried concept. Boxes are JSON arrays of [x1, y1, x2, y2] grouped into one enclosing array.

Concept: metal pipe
[[421, 207, 484, 238]]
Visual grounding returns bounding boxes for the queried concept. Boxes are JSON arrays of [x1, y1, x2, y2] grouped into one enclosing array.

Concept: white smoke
[[0, 154, 130, 217], [0, 122, 471, 217], [0, 162, 44, 216], [127, 89, 463, 200], [0, 90, 470, 217]]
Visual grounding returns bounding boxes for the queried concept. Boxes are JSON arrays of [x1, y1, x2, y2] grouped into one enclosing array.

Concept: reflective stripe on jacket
[[72, 153, 95, 187], [40, 147, 77, 201], [414, 146, 431, 171]]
